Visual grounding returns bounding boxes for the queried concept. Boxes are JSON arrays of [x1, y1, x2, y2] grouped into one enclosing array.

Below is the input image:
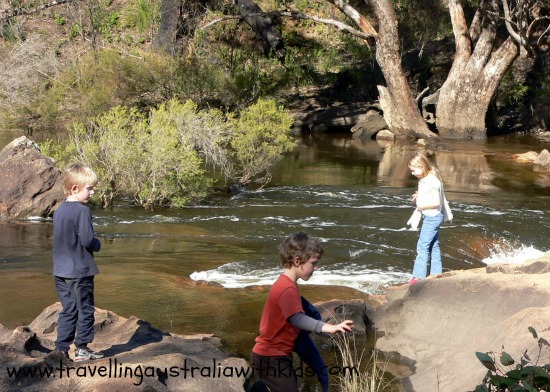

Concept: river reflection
[[1, 133, 549, 360]]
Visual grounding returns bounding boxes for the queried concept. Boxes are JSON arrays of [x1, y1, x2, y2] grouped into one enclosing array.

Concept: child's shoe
[[409, 277, 421, 285], [74, 347, 104, 362]]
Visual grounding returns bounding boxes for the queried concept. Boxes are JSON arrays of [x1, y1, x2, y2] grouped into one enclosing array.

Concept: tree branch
[[528, 16, 550, 46], [501, 0, 536, 56], [0, 0, 71, 22], [200, 10, 376, 42]]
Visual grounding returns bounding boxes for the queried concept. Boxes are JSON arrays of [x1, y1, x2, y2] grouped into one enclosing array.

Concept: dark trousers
[[251, 352, 299, 392], [54, 276, 95, 352]]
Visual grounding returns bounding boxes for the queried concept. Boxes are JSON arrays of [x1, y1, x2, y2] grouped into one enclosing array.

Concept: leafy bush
[[43, 97, 295, 208], [230, 98, 296, 187], [65, 103, 210, 209], [474, 327, 550, 392], [498, 71, 530, 106]]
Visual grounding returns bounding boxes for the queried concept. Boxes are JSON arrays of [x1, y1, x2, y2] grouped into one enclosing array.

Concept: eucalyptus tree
[[189, 0, 549, 139], [434, 0, 550, 138], [3, 0, 549, 139]]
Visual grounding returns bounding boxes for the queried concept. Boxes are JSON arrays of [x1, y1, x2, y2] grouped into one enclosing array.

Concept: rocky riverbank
[[2, 255, 549, 391]]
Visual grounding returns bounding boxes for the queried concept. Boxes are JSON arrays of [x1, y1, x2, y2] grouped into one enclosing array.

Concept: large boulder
[[0, 136, 63, 219], [292, 102, 380, 133], [350, 106, 389, 141], [369, 255, 550, 392], [0, 303, 251, 391], [534, 149, 550, 171]]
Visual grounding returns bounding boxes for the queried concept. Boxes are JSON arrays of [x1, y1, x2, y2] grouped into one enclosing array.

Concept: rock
[[512, 150, 539, 163], [369, 255, 550, 392], [350, 107, 388, 140], [0, 136, 63, 219], [5, 326, 42, 355], [534, 149, 550, 171], [0, 303, 251, 391], [375, 129, 395, 141], [293, 102, 379, 133], [315, 299, 371, 337]]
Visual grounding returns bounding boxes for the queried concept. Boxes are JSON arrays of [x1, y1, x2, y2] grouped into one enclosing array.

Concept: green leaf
[[489, 374, 517, 387], [476, 352, 497, 371], [501, 352, 515, 366], [506, 369, 522, 381], [520, 378, 534, 390], [474, 385, 489, 392], [528, 326, 538, 339]]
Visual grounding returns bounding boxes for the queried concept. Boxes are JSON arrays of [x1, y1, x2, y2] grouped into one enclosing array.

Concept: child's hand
[[322, 320, 355, 334], [412, 191, 418, 203]]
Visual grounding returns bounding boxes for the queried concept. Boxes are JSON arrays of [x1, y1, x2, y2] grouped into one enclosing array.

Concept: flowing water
[[1, 132, 549, 361]]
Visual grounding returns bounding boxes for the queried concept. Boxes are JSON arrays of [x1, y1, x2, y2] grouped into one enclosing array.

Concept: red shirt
[[253, 274, 304, 356]]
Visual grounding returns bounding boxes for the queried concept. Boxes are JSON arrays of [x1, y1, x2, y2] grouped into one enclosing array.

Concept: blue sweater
[[53, 201, 101, 278]]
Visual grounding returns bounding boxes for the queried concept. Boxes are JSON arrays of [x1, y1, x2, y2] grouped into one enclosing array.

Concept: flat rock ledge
[[0, 303, 250, 392], [368, 253, 550, 392]]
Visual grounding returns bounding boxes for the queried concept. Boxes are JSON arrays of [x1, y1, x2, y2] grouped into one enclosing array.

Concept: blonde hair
[[279, 232, 324, 269], [408, 152, 440, 180], [63, 164, 98, 196]]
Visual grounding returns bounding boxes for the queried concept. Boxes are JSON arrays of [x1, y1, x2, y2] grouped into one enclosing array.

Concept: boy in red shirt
[[251, 232, 354, 391]]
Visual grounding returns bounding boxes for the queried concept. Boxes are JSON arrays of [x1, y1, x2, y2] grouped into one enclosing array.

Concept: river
[[1, 132, 549, 361]]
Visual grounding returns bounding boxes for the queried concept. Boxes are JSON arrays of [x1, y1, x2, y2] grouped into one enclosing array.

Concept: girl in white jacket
[[407, 152, 450, 284]]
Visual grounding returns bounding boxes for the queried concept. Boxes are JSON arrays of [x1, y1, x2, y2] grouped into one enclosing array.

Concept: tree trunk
[[237, 0, 286, 61], [368, 0, 437, 140], [436, 0, 519, 138], [152, 0, 183, 53]]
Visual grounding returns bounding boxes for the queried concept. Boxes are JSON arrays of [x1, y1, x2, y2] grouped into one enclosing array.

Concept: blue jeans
[[412, 213, 444, 279], [54, 276, 96, 352]]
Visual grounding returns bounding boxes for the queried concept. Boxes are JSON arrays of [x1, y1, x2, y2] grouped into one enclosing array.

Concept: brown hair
[[63, 164, 98, 196], [279, 232, 324, 268]]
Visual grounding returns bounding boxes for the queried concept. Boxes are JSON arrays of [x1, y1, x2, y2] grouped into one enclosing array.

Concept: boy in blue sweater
[[48, 164, 103, 364]]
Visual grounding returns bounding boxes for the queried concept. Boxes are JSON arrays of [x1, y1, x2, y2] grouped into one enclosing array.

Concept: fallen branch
[[201, 10, 376, 41], [0, 0, 71, 22]]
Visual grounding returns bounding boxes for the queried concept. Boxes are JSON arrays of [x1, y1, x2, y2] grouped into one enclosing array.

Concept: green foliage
[[123, 0, 161, 33], [50, 49, 174, 124], [474, 327, 550, 391], [394, 0, 453, 48], [43, 97, 295, 208], [53, 13, 67, 26], [498, 71, 530, 106], [64, 103, 211, 209], [231, 98, 295, 186], [39, 138, 71, 166]]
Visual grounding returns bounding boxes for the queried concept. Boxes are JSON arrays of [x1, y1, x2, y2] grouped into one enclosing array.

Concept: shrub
[[45, 97, 295, 208], [498, 71, 530, 106], [123, 0, 161, 38], [50, 49, 174, 126], [474, 327, 550, 392], [70, 106, 147, 207], [230, 98, 295, 187], [0, 35, 62, 133], [66, 103, 211, 209]]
